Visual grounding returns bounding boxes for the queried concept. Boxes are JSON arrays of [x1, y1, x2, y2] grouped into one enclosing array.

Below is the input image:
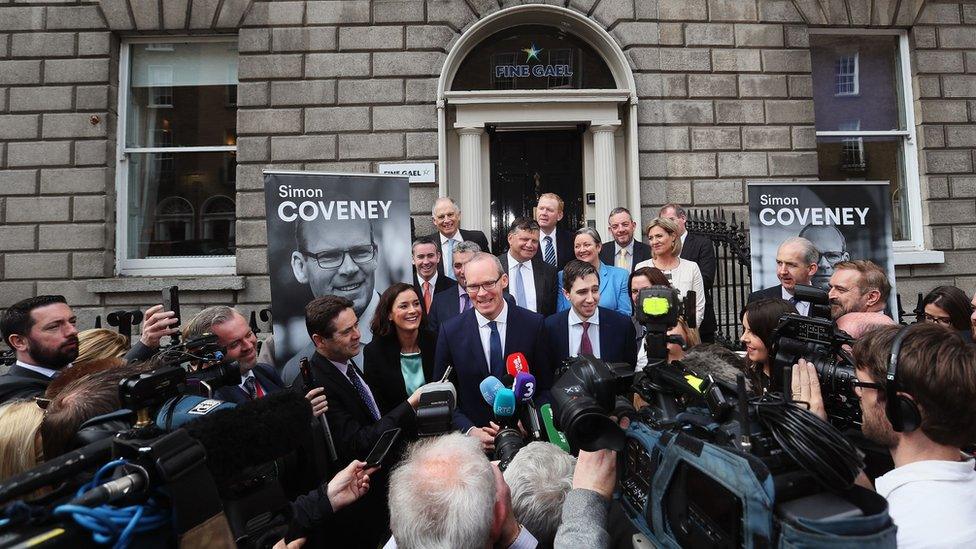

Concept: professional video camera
[[548, 285, 896, 547], [769, 285, 861, 428]]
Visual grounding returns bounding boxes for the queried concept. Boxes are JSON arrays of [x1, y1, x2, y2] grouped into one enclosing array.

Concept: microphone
[[679, 345, 754, 394], [540, 403, 570, 452], [492, 388, 517, 427], [69, 469, 148, 507], [300, 356, 338, 462], [479, 376, 504, 406], [505, 352, 529, 378], [513, 373, 542, 440]]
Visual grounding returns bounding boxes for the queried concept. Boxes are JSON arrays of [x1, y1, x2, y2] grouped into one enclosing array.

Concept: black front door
[[488, 128, 584, 254]]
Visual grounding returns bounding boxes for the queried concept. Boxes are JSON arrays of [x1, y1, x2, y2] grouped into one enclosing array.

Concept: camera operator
[[503, 442, 576, 547], [0, 295, 79, 405], [739, 298, 797, 392], [387, 433, 537, 549], [835, 312, 895, 340], [553, 448, 617, 549], [123, 303, 180, 363], [796, 323, 976, 547], [827, 260, 890, 320], [629, 267, 699, 367]]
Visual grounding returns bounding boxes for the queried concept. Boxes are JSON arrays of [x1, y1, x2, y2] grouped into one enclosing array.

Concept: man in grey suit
[[498, 217, 559, 317]]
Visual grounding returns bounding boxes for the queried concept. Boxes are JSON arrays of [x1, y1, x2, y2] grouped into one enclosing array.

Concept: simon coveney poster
[[263, 171, 412, 385], [747, 180, 898, 317]]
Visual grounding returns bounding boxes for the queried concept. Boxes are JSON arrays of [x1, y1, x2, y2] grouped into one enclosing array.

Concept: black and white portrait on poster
[[747, 180, 898, 316], [263, 171, 412, 385]]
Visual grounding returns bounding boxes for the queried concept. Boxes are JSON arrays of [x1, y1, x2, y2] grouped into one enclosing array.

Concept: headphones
[[885, 326, 921, 432]]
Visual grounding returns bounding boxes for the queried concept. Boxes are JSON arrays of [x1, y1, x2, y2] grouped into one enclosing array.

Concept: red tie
[[423, 281, 432, 311], [580, 321, 593, 355]]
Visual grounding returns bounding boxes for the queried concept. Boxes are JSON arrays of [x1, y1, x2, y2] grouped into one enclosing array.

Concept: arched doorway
[[437, 4, 638, 252]]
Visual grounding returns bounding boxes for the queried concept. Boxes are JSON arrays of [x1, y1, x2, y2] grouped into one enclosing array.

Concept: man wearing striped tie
[[598, 207, 651, 273], [498, 218, 558, 317]]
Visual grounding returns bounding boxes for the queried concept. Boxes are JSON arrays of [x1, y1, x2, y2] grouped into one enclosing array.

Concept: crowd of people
[[1, 193, 975, 548]]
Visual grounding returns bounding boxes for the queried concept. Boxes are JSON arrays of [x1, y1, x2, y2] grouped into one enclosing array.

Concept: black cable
[[752, 392, 864, 490]]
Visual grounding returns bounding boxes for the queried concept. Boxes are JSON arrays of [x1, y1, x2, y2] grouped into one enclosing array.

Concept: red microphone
[[505, 352, 529, 379]]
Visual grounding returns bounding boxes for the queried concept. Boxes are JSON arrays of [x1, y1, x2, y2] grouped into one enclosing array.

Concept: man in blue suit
[[545, 261, 638, 369], [427, 240, 481, 334], [433, 253, 548, 452]]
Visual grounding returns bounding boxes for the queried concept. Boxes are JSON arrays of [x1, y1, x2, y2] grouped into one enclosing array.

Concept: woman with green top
[[363, 283, 436, 415]]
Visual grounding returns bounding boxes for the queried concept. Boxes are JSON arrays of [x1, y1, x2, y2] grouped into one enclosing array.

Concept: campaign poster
[[264, 171, 412, 384], [747, 181, 898, 316]]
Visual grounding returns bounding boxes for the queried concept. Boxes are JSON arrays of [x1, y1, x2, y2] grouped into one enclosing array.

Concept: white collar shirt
[[439, 232, 463, 274], [568, 307, 601, 359], [15, 360, 59, 379], [781, 286, 811, 317], [507, 252, 537, 312], [417, 271, 438, 291], [475, 302, 509, 372]]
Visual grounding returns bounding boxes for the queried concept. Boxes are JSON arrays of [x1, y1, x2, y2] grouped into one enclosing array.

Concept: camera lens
[[494, 428, 525, 470]]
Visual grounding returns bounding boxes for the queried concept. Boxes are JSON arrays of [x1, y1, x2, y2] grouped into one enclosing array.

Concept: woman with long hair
[[739, 298, 797, 392], [634, 217, 705, 327], [919, 286, 973, 337], [363, 283, 436, 415]]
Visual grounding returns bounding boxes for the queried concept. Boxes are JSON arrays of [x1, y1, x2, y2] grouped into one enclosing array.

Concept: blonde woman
[[76, 328, 128, 367], [634, 217, 705, 326], [0, 400, 44, 482]]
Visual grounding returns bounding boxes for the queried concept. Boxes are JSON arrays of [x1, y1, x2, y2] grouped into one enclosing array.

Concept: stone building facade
[[1, 0, 974, 333]]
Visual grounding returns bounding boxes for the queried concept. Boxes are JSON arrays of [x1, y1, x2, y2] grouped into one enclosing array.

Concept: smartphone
[[365, 428, 401, 467], [162, 286, 181, 329]]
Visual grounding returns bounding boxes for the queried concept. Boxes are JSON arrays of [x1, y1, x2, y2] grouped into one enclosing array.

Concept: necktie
[[543, 236, 556, 266], [514, 263, 527, 308], [243, 376, 257, 400], [445, 239, 457, 280], [488, 320, 503, 378], [580, 321, 593, 356], [461, 292, 472, 311], [788, 296, 799, 306], [347, 363, 381, 421], [617, 249, 629, 270], [423, 280, 432, 312]]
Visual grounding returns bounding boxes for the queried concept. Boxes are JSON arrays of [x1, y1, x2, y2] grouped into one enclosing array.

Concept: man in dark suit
[[544, 261, 638, 368], [428, 240, 481, 334], [411, 237, 456, 317], [661, 204, 718, 342], [599, 207, 651, 272], [747, 237, 820, 318], [534, 192, 575, 270], [0, 295, 78, 405], [498, 217, 558, 317], [303, 295, 424, 546], [425, 197, 491, 278], [433, 253, 547, 452]]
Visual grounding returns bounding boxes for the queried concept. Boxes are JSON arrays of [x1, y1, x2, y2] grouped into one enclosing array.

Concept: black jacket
[[413, 271, 458, 316], [598, 240, 652, 272], [423, 229, 493, 276], [748, 285, 783, 303], [498, 253, 559, 317], [0, 365, 50, 405], [680, 232, 717, 336], [362, 330, 436, 415], [213, 363, 286, 404], [534, 227, 576, 271]]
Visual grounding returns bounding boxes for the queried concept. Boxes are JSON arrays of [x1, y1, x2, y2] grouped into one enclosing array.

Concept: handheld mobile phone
[[162, 286, 181, 329], [365, 428, 401, 467]]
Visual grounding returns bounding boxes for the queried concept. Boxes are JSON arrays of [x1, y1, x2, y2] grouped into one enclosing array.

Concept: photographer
[[629, 267, 699, 367], [739, 298, 797, 392], [503, 442, 576, 547], [554, 449, 617, 549], [123, 304, 180, 363], [793, 323, 976, 546], [827, 260, 890, 320]]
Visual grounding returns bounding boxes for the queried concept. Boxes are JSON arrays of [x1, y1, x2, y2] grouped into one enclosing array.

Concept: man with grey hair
[[428, 240, 482, 333], [425, 197, 491, 278], [386, 433, 537, 549], [748, 236, 821, 317], [503, 442, 576, 547]]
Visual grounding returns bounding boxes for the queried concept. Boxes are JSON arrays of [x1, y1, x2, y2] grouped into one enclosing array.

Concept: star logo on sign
[[522, 43, 543, 62]]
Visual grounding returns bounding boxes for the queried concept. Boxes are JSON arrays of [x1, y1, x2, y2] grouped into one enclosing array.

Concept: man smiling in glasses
[[282, 219, 381, 385]]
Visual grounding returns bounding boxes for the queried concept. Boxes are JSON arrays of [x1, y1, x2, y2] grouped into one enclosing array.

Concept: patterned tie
[[789, 296, 799, 306], [580, 321, 593, 356], [445, 239, 457, 280], [423, 280, 433, 312], [488, 320, 503, 378], [514, 263, 527, 308], [461, 292, 472, 312], [347, 363, 381, 421], [243, 376, 257, 400], [543, 236, 556, 266], [617, 249, 629, 270]]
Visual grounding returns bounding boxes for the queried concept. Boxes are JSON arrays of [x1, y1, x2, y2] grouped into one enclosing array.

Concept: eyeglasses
[[465, 276, 501, 294], [301, 244, 376, 269], [852, 380, 884, 396], [922, 312, 953, 326]]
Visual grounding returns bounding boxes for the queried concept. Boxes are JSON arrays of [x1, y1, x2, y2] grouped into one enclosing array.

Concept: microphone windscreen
[[505, 352, 529, 377], [479, 376, 504, 406], [493, 389, 516, 418], [679, 345, 754, 393], [156, 395, 237, 430], [181, 390, 312, 482], [539, 404, 570, 452], [513, 372, 537, 402]]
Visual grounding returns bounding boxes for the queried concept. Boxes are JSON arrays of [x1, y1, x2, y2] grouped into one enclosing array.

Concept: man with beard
[[599, 207, 651, 272], [282, 217, 381, 385], [827, 260, 890, 320], [794, 323, 976, 547], [0, 295, 79, 404]]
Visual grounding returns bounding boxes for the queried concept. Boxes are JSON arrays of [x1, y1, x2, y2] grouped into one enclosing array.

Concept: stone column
[[456, 125, 489, 236], [591, 121, 620, 231]]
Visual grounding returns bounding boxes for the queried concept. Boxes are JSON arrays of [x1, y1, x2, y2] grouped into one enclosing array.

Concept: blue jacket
[[557, 263, 632, 317], [214, 363, 286, 404]]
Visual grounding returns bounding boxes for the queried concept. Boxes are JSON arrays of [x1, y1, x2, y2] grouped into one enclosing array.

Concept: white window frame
[[115, 36, 238, 276], [810, 28, 939, 264], [834, 51, 859, 96]]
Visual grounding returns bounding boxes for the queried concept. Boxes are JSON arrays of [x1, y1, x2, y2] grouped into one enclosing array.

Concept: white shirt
[[417, 271, 439, 293], [439, 232, 463, 274], [875, 457, 976, 548], [475, 302, 509, 372], [507, 252, 537, 312], [633, 258, 706, 326], [781, 286, 811, 317], [568, 308, 601, 358], [614, 240, 635, 271], [237, 369, 262, 396], [680, 231, 688, 246], [15, 360, 58, 378]]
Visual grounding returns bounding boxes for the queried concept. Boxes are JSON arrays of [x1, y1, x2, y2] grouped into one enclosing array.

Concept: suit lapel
[[313, 353, 372, 421], [559, 311, 571, 358], [462, 310, 490, 374]]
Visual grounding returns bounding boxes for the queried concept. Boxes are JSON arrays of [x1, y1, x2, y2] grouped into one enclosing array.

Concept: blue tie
[[514, 263, 527, 308], [543, 236, 556, 266], [488, 320, 503, 378], [347, 363, 381, 421], [445, 239, 457, 280]]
